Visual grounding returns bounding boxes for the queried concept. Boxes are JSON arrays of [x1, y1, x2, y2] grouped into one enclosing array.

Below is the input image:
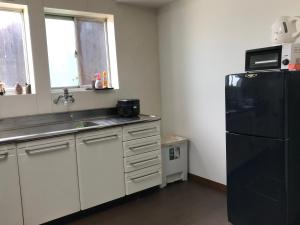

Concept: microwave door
[[254, 58, 279, 66], [245, 46, 282, 71], [250, 54, 280, 69]]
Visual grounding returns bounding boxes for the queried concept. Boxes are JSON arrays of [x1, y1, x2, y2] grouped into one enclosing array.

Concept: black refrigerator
[[225, 71, 300, 225]]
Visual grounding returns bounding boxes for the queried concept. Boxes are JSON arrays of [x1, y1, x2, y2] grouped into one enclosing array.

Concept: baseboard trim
[[188, 174, 227, 192]]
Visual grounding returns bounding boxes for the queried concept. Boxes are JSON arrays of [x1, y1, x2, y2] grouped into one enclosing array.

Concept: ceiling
[[115, 0, 175, 8]]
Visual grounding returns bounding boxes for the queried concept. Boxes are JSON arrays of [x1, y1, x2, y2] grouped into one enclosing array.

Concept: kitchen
[[0, 0, 300, 225]]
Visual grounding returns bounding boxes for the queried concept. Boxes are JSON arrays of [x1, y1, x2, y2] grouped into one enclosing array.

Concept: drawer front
[[123, 135, 161, 157], [123, 121, 160, 141], [125, 165, 162, 195], [124, 150, 161, 173]]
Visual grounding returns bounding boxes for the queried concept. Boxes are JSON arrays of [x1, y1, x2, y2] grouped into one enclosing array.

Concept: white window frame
[[44, 9, 119, 91], [45, 14, 80, 89], [0, 6, 34, 95]]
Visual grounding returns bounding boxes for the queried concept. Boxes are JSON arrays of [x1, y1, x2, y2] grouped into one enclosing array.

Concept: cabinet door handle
[[25, 143, 69, 155], [131, 171, 160, 183], [130, 156, 160, 167], [129, 142, 159, 152], [83, 135, 119, 145], [128, 127, 157, 136], [0, 151, 8, 160]]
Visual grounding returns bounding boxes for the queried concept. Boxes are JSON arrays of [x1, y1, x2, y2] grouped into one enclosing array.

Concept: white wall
[[0, 0, 161, 118], [158, 0, 300, 184]]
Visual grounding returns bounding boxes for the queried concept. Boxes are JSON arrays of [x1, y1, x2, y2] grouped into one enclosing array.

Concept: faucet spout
[[53, 88, 75, 105]]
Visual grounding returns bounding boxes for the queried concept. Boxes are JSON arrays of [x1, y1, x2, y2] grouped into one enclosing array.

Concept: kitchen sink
[[91, 117, 140, 127]]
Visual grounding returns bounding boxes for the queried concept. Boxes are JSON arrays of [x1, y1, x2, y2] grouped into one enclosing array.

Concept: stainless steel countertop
[[0, 114, 160, 144]]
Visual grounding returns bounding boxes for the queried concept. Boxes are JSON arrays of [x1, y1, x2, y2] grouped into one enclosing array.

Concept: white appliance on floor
[[161, 135, 188, 188]]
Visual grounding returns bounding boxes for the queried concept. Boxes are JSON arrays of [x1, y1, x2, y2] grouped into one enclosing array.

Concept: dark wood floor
[[56, 180, 231, 225]]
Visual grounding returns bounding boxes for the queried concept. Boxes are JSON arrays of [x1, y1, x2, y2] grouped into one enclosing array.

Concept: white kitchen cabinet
[[17, 135, 80, 225], [76, 128, 125, 210], [0, 145, 23, 225], [123, 121, 162, 195]]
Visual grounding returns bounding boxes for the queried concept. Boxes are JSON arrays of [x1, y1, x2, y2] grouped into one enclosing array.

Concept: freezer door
[[225, 72, 285, 138], [226, 133, 286, 225]]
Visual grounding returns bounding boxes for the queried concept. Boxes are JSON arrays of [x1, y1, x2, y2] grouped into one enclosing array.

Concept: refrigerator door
[[225, 72, 285, 139], [227, 133, 286, 225]]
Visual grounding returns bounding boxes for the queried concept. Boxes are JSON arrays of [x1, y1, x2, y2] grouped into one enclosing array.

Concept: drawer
[[125, 164, 162, 195], [123, 121, 160, 141], [123, 135, 161, 157], [124, 150, 161, 173]]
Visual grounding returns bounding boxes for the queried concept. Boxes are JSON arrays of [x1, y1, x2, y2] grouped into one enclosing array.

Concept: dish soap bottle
[[95, 73, 103, 89]]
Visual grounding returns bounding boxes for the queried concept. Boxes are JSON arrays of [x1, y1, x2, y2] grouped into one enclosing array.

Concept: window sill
[[0, 90, 35, 96], [51, 87, 117, 94]]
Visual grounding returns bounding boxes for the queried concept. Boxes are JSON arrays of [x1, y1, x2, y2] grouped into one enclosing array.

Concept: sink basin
[[75, 121, 98, 128], [91, 117, 140, 127], [91, 119, 118, 127]]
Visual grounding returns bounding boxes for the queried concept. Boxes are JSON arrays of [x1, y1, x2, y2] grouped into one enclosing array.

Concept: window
[[0, 9, 30, 89], [45, 16, 110, 89]]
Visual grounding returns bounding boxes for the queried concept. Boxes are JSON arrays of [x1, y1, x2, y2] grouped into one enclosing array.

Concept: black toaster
[[117, 99, 140, 117]]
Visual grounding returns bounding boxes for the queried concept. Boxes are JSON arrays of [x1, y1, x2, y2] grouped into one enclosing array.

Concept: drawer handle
[[129, 142, 159, 152], [25, 143, 69, 155], [131, 171, 160, 183], [0, 151, 8, 160], [130, 156, 160, 167], [128, 127, 157, 136], [83, 135, 119, 145]]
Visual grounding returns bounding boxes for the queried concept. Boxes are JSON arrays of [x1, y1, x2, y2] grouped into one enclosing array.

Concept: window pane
[[76, 19, 109, 85], [0, 10, 27, 88], [45, 17, 79, 88]]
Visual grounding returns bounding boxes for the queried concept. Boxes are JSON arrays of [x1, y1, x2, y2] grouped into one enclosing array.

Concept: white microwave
[[245, 43, 300, 72]]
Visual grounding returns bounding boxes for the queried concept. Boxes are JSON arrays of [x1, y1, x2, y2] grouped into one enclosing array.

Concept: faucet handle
[[63, 88, 69, 96]]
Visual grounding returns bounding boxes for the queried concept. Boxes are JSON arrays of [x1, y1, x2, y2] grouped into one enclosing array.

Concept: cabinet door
[[76, 128, 125, 210], [0, 146, 23, 225], [17, 136, 80, 225]]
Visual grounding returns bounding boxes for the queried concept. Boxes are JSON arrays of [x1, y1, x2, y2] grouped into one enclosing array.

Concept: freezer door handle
[[25, 143, 69, 155]]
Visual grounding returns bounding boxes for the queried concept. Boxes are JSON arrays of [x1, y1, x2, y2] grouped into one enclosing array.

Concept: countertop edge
[[0, 117, 161, 145]]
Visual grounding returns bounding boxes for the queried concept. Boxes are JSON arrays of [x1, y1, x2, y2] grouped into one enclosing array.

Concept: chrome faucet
[[53, 88, 75, 105]]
